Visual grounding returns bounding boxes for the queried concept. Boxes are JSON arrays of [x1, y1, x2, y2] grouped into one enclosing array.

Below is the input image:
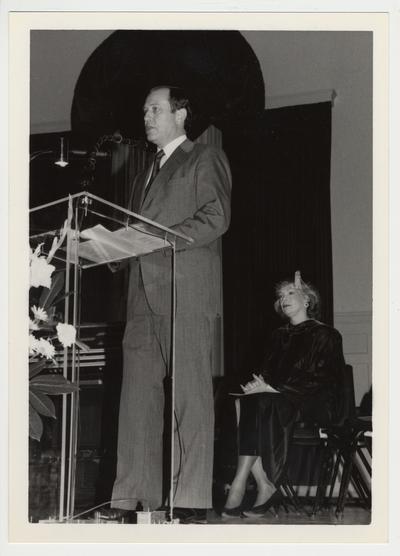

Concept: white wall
[[30, 30, 113, 133], [30, 30, 373, 401]]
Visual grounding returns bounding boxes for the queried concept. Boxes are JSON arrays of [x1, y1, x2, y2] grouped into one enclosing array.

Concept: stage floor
[[206, 504, 371, 525]]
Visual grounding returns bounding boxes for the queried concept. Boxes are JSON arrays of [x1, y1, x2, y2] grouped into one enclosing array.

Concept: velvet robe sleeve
[[261, 323, 347, 424]]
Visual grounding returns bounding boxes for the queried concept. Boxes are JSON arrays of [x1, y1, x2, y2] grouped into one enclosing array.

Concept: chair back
[[338, 364, 356, 424]]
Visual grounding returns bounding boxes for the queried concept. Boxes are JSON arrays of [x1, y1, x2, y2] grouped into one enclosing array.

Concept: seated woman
[[222, 271, 347, 518]]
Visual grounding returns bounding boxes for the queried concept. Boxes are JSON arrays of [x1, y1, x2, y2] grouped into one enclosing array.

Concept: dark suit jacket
[[127, 139, 232, 317]]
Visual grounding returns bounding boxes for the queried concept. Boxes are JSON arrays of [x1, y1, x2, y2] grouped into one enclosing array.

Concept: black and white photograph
[[2, 1, 398, 551]]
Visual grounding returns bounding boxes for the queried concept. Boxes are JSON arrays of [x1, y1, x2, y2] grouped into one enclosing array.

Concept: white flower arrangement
[[31, 305, 49, 322], [29, 225, 81, 441], [30, 246, 55, 288], [56, 322, 77, 348]]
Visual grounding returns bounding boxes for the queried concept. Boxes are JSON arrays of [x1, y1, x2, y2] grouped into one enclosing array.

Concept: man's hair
[[150, 85, 193, 131]]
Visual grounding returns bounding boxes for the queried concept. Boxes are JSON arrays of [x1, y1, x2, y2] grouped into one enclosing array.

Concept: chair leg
[[277, 471, 304, 515], [312, 445, 333, 515], [312, 447, 327, 514], [334, 427, 372, 518], [279, 493, 290, 514], [349, 460, 371, 509], [357, 445, 371, 476], [326, 447, 342, 504], [335, 449, 354, 518], [280, 477, 304, 515]]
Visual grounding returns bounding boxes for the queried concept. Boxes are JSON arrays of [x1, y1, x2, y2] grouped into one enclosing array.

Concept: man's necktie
[[146, 149, 165, 191]]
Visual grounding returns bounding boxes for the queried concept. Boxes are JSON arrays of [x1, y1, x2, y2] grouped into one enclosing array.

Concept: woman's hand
[[240, 374, 279, 395]]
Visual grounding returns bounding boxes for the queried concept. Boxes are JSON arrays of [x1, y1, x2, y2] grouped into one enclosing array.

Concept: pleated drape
[[222, 102, 333, 382]]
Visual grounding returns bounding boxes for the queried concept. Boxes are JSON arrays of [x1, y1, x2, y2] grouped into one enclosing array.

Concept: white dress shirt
[[146, 135, 187, 188], [158, 134, 187, 167]]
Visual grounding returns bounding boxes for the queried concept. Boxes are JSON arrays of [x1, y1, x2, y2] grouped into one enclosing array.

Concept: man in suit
[[110, 86, 232, 523]]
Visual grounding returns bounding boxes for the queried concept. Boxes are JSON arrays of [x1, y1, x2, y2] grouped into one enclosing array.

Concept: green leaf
[[51, 291, 74, 308], [29, 359, 47, 379], [29, 389, 56, 418], [39, 270, 65, 311], [29, 405, 43, 441], [34, 323, 55, 331], [29, 374, 78, 394], [75, 339, 90, 352]]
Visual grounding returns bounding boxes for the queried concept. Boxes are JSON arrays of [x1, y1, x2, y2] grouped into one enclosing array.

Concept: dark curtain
[[222, 102, 333, 385], [110, 142, 151, 208]]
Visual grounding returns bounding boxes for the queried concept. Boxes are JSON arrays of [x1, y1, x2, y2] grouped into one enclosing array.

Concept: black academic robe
[[238, 319, 347, 484]]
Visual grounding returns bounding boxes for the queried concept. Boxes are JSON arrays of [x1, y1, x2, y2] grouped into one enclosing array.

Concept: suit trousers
[[111, 272, 215, 510]]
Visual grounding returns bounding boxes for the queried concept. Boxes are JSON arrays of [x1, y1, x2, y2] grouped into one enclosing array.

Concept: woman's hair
[[150, 85, 193, 132], [273, 278, 321, 320]]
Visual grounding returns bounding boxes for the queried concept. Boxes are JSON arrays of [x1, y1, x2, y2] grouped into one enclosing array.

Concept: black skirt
[[237, 393, 299, 485]]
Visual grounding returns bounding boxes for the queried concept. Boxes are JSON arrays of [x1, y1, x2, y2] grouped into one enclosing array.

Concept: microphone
[[79, 132, 120, 188]]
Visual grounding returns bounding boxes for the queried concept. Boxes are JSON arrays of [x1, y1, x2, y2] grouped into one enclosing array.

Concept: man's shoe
[[170, 507, 208, 524], [95, 507, 137, 523]]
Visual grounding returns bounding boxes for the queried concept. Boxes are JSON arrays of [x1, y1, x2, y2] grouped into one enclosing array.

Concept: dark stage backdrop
[[222, 101, 333, 386]]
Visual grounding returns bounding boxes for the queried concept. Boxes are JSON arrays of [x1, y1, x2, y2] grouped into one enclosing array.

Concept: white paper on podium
[[71, 223, 170, 264]]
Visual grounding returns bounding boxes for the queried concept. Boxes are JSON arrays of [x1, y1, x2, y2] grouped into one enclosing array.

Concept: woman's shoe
[[243, 490, 282, 518], [221, 506, 245, 518]]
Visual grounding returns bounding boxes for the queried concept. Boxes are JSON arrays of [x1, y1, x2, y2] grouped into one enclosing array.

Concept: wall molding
[[266, 88, 337, 110], [334, 311, 372, 406], [30, 120, 71, 135], [334, 311, 372, 325]]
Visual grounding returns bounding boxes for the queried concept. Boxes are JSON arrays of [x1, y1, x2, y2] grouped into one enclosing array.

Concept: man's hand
[[240, 374, 279, 395]]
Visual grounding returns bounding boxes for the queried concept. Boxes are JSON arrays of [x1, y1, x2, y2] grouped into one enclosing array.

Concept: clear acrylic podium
[[29, 191, 192, 522]]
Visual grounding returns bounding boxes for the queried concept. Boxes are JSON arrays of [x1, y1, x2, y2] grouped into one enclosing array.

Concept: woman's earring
[[304, 302, 309, 308]]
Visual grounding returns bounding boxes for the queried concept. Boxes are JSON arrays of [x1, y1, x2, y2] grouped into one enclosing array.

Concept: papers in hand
[[229, 388, 280, 396], [229, 391, 256, 396], [71, 224, 171, 265]]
